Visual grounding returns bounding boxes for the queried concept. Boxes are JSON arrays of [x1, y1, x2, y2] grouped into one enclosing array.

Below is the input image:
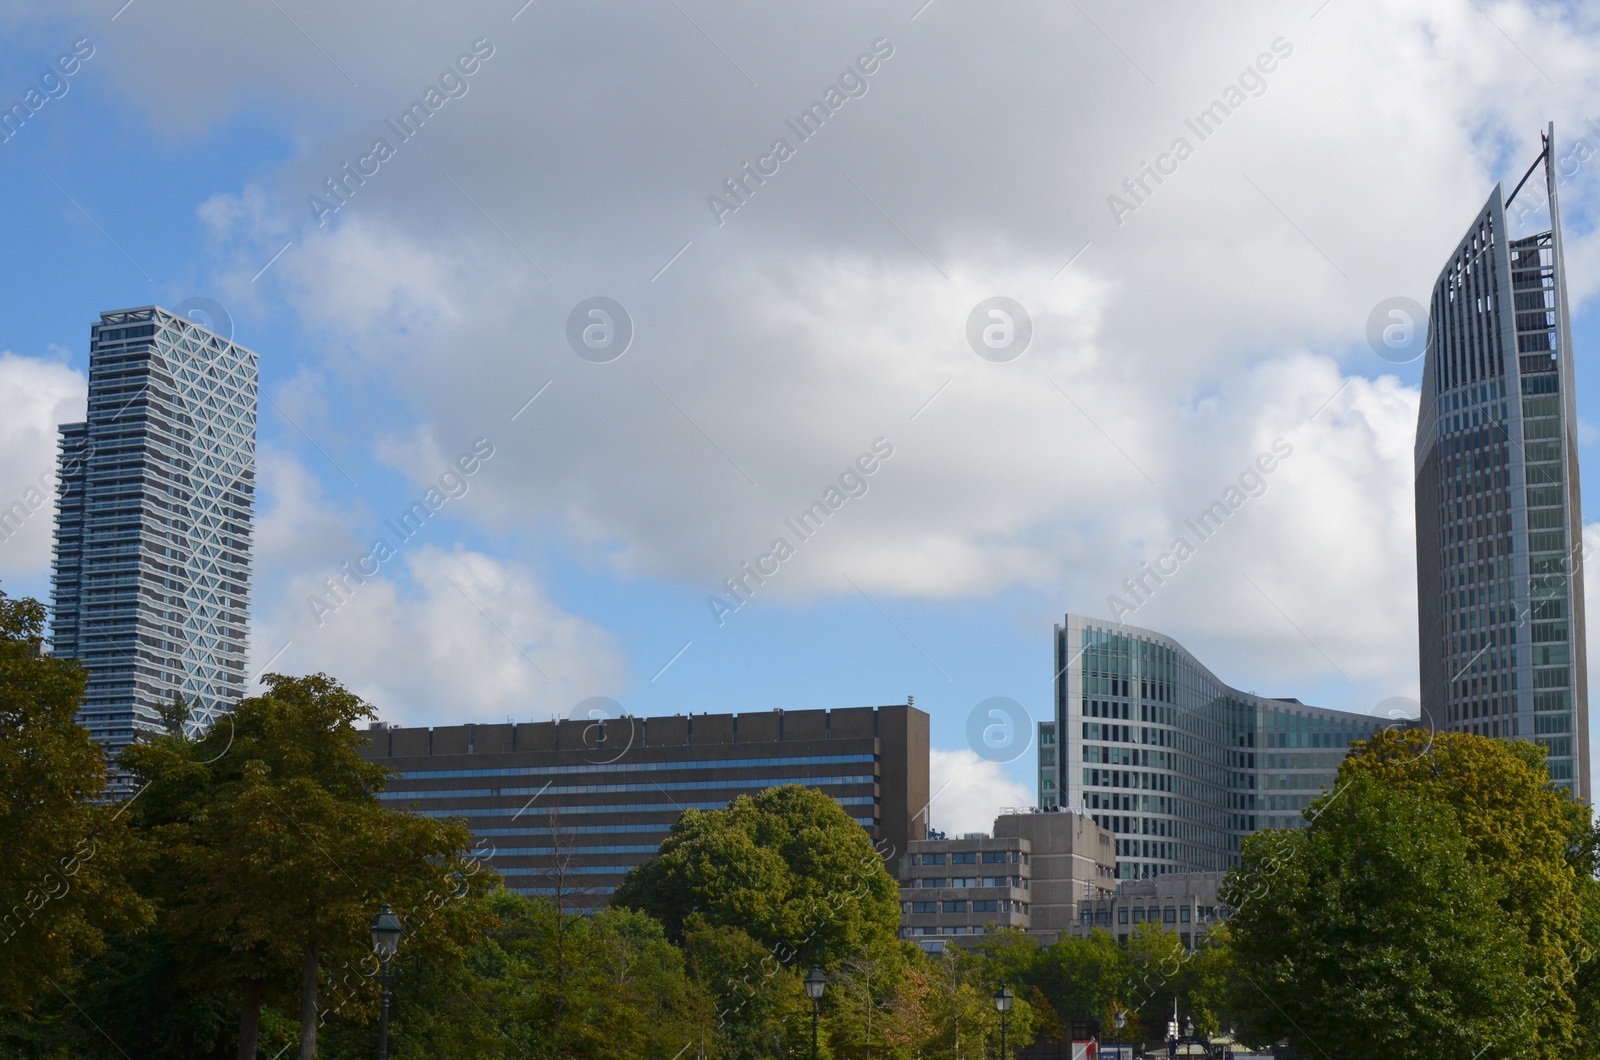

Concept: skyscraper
[[1046, 614, 1389, 880], [1414, 124, 1589, 799], [51, 307, 257, 776]]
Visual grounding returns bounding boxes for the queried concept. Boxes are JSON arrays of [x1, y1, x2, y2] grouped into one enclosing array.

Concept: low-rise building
[[1070, 870, 1225, 949], [898, 809, 1116, 948]]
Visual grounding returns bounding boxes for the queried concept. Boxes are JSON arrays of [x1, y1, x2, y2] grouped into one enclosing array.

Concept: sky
[[3, 0, 1600, 832]]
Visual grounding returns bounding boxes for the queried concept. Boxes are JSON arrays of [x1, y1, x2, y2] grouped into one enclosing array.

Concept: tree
[[432, 890, 715, 1058], [0, 589, 148, 1018], [614, 784, 903, 969], [1339, 729, 1597, 1056], [121, 672, 492, 1059], [1224, 763, 1545, 1059], [1025, 927, 1128, 1039], [680, 915, 814, 1058]]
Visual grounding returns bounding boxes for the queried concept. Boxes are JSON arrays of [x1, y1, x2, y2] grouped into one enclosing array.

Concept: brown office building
[[362, 704, 930, 909]]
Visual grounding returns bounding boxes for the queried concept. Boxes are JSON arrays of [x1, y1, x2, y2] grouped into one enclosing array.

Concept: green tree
[[1025, 927, 1128, 1039], [1224, 766, 1540, 1058], [0, 589, 149, 1018], [614, 784, 902, 969], [367, 889, 716, 1058], [1344, 729, 1597, 1056], [121, 672, 492, 1059], [913, 945, 1036, 1059], [681, 915, 813, 1059]]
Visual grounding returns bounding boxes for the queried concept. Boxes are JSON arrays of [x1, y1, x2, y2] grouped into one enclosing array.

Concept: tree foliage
[[0, 589, 148, 1017], [614, 784, 902, 969], [1224, 730, 1599, 1060], [120, 672, 493, 1058]]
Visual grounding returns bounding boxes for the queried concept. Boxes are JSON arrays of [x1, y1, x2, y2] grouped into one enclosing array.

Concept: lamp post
[[369, 904, 403, 1060], [1114, 1008, 1127, 1060], [993, 985, 1013, 1058], [804, 966, 826, 1060]]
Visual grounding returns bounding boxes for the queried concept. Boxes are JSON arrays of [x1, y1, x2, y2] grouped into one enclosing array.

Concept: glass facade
[[1414, 125, 1589, 799], [1048, 614, 1389, 879], [51, 307, 257, 784]]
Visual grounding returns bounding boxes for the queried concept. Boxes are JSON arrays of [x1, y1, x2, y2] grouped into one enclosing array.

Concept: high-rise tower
[[51, 307, 257, 780], [1415, 124, 1588, 799]]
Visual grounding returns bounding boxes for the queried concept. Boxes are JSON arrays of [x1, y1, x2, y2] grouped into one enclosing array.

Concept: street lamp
[[369, 904, 403, 1060], [994, 985, 1014, 1058], [1114, 1009, 1127, 1060], [804, 966, 826, 1060]]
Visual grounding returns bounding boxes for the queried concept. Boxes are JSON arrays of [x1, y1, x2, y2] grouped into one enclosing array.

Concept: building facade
[[1069, 871, 1225, 949], [1048, 615, 1392, 879], [362, 705, 929, 910], [51, 307, 256, 771], [897, 810, 1116, 948], [1414, 124, 1590, 799]]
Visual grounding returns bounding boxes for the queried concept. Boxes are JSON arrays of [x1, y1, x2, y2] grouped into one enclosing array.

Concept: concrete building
[[51, 306, 257, 782], [1047, 615, 1393, 879], [1414, 123, 1590, 799], [362, 704, 929, 910], [1070, 871, 1226, 950], [898, 810, 1116, 948], [995, 808, 1118, 944]]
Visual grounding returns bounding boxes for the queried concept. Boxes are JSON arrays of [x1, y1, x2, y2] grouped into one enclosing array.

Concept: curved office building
[[1414, 124, 1589, 799], [1040, 614, 1391, 880]]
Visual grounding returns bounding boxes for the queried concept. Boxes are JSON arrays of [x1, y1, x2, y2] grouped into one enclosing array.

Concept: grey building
[[51, 307, 257, 777], [1414, 123, 1589, 799], [1070, 871, 1225, 949], [363, 704, 930, 911], [1049, 615, 1392, 879], [898, 810, 1116, 948]]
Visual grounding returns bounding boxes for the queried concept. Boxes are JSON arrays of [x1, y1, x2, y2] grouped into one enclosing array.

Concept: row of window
[[397, 753, 876, 780], [913, 877, 1027, 890], [904, 925, 992, 936], [379, 773, 878, 801], [408, 795, 876, 820], [905, 899, 1025, 914], [1080, 904, 1218, 926], [910, 851, 1025, 865]]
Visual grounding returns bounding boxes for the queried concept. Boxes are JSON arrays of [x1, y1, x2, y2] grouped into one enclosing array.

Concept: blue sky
[[4, 0, 1600, 828]]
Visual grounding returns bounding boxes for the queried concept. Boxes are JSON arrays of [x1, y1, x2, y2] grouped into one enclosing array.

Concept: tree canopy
[[613, 783, 903, 969], [1224, 729, 1600, 1060], [0, 589, 147, 1016]]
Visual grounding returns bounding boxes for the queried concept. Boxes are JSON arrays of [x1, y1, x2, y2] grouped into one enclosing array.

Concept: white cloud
[[20, 0, 1600, 722], [927, 747, 1034, 838], [0, 352, 86, 591], [247, 451, 626, 725]]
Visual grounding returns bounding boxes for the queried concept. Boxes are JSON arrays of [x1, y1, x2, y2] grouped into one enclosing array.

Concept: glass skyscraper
[[1044, 614, 1389, 880], [1414, 124, 1589, 799], [51, 307, 257, 777]]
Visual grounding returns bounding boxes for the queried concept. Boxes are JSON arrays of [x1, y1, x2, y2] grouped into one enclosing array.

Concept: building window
[[953, 877, 977, 888], [1164, 908, 1176, 924], [1096, 910, 1109, 925], [973, 900, 998, 912], [952, 852, 977, 864], [922, 878, 946, 888], [982, 851, 1008, 864], [943, 901, 967, 913], [1132, 909, 1144, 924], [1180, 907, 1191, 923], [923, 853, 946, 865], [1118, 908, 1129, 925], [912, 901, 936, 914]]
